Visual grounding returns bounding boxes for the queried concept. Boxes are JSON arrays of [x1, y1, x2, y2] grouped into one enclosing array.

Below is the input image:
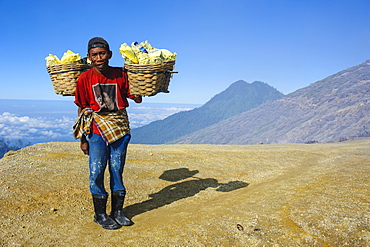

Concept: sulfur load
[[119, 41, 177, 64], [45, 50, 83, 67]]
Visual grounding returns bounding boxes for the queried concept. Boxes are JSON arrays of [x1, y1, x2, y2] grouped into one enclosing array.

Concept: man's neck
[[94, 66, 111, 76]]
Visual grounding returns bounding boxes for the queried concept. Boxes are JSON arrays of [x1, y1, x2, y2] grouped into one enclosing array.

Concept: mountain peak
[[131, 80, 284, 144]]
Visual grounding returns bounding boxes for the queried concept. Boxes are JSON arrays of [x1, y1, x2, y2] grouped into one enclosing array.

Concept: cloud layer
[[0, 103, 197, 144], [0, 112, 75, 141]]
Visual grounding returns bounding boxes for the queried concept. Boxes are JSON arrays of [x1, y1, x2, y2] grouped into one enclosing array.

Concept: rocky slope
[[174, 60, 370, 144], [0, 140, 369, 246]]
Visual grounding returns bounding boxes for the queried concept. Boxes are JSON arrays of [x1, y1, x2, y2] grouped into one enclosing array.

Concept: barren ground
[[0, 139, 369, 246]]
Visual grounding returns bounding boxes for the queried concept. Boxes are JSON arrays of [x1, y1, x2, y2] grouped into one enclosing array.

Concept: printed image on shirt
[[93, 84, 118, 112]]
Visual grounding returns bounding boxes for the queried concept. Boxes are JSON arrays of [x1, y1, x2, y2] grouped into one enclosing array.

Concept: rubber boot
[[110, 191, 133, 226], [92, 194, 121, 230]]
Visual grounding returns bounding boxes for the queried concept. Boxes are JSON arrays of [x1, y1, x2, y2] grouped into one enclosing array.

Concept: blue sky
[[1, 0, 370, 104]]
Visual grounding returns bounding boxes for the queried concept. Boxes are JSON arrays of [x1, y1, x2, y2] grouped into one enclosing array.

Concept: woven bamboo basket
[[124, 60, 176, 96], [46, 63, 92, 96]]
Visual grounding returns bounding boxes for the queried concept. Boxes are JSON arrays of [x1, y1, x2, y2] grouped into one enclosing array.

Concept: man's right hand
[[80, 136, 89, 155]]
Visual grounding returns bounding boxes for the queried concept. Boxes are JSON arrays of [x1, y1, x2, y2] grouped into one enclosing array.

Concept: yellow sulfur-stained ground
[[0, 140, 369, 246]]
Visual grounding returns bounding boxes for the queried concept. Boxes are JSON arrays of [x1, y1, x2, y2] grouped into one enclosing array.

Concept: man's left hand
[[133, 95, 142, 103]]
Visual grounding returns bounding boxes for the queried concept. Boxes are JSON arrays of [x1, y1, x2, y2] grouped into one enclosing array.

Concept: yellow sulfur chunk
[[119, 43, 139, 64], [147, 49, 164, 64], [45, 54, 61, 66], [60, 50, 83, 64], [160, 49, 177, 61]]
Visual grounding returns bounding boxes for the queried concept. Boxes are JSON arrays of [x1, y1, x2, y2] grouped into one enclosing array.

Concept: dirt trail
[[0, 140, 369, 246]]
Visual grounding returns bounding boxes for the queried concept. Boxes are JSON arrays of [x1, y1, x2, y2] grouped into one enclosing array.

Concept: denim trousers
[[87, 133, 131, 196]]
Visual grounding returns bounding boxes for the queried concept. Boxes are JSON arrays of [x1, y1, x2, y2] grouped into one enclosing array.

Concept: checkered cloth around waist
[[73, 108, 130, 145]]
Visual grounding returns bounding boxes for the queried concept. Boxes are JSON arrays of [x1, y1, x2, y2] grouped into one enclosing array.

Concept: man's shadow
[[124, 168, 249, 220]]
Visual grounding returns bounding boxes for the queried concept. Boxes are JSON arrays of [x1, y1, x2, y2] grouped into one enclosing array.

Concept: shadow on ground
[[124, 168, 249, 219]]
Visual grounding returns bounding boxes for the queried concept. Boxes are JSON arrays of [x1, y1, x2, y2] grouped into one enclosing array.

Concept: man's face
[[88, 47, 112, 73]]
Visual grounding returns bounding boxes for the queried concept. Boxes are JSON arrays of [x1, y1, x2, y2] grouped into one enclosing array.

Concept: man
[[73, 37, 142, 230]]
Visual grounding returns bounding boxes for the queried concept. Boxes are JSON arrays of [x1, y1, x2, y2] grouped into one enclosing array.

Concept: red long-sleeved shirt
[[74, 67, 135, 134]]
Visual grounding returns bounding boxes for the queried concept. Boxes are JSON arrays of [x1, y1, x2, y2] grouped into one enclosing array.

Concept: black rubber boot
[[110, 191, 133, 226], [92, 194, 121, 230]]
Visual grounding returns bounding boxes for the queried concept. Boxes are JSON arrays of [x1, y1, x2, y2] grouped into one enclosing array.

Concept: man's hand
[[133, 95, 142, 103], [80, 136, 89, 155]]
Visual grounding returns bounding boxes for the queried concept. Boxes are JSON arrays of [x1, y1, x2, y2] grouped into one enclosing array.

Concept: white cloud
[[0, 112, 74, 140], [163, 107, 193, 112], [40, 130, 63, 138]]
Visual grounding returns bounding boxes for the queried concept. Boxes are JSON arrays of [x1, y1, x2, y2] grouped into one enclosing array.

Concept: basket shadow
[[124, 168, 249, 219]]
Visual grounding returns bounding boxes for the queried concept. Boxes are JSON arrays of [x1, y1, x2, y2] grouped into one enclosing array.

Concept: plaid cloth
[[73, 108, 130, 145]]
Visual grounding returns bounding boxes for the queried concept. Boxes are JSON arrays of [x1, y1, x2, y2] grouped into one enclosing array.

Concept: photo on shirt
[[93, 84, 118, 112]]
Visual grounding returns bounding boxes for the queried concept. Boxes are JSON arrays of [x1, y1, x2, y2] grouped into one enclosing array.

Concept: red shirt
[[74, 67, 135, 134]]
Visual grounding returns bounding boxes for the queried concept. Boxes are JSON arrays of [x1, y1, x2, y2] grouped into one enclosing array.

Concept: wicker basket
[[124, 60, 176, 96], [46, 63, 92, 96]]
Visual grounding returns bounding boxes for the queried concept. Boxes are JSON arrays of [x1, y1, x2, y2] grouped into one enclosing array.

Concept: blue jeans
[[87, 133, 131, 196]]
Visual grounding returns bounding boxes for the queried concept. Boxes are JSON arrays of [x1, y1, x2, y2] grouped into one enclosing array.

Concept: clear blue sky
[[1, 0, 370, 104]]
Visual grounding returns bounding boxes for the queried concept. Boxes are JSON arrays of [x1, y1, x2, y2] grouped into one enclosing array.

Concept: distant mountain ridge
[[174, 60, 370, 144], [131, 80, 284, 144]]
